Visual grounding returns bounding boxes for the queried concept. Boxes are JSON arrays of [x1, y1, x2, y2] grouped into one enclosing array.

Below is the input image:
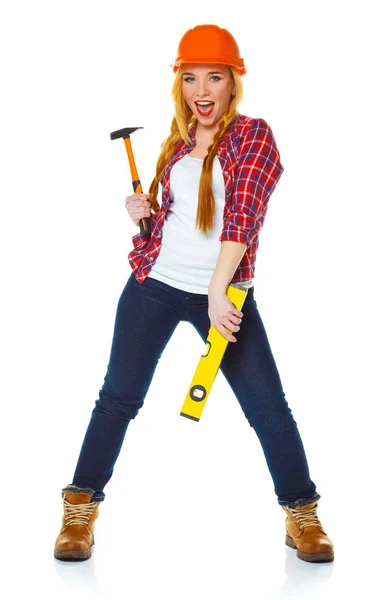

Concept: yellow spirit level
[[180, 283, 248, 422]]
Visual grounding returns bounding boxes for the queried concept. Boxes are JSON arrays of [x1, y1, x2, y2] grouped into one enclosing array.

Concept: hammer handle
[[124, 138, 151, 238]]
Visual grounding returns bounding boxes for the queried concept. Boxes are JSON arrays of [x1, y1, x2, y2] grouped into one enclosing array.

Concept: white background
[[1, 0, 381, 598]]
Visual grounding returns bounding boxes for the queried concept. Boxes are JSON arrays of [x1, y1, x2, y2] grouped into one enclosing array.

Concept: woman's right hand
[[125, 193, 152, 226]]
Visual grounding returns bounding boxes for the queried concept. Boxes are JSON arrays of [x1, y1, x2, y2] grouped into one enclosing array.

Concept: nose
[[195, 80, 210, 98]]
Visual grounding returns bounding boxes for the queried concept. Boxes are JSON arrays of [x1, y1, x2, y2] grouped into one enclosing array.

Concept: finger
[[218, 323, 236, 342], [231, 315, 242, 325], [224, 315, 240, 332]]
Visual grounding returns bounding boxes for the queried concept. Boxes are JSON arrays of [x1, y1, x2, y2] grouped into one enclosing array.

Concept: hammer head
[[110, 126, 143, 141]]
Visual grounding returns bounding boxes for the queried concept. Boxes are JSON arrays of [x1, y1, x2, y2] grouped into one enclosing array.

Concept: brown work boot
[[282, 499, 334, 562], [54, 485, 100, 561]]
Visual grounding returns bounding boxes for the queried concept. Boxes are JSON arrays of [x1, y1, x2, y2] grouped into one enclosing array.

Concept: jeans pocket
[[143, 276, 171, 293]]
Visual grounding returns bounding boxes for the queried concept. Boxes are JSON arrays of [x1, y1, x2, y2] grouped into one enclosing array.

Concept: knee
[[95, 389, 143, 420], [95, 367, 146, 420]]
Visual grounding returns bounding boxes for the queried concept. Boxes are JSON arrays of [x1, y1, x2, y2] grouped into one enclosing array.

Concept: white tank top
[[147, 153, 253, 294]]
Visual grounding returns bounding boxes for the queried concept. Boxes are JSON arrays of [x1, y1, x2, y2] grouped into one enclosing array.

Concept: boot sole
[[54, 534, 94, 561], [285, 534, 334, 562]]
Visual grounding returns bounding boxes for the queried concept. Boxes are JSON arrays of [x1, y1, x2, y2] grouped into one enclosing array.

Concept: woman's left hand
[[208, 289, 243, 343]]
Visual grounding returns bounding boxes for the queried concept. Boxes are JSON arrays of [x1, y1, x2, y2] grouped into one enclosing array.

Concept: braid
[[147, 117, 183, 214], [196, 107, 238, 234]]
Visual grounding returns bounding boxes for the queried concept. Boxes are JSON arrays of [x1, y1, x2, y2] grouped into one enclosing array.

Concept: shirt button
[[148, 257, 154, 261]]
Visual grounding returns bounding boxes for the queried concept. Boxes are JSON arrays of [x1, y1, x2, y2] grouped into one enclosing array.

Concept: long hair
[[147, 65, 244, 234]]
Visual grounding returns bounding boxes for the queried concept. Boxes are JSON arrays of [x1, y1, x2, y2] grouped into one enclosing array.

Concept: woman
[[54, 24, 334, 563]]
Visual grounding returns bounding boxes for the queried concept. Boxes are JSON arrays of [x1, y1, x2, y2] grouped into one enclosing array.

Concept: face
[[181, 63, 236, 134]]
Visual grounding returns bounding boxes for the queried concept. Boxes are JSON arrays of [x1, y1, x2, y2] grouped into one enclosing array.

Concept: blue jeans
[[68, 272, 320, 508]]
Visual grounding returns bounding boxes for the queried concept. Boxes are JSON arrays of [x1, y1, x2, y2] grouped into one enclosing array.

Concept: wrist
[[208, 279, 228, 295]]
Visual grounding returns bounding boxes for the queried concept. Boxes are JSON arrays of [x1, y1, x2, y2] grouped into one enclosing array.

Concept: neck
[[195, 121, 219, 142]]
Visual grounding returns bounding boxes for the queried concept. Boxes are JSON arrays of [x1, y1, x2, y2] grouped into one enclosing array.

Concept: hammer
[[110, 126, 151, 238]]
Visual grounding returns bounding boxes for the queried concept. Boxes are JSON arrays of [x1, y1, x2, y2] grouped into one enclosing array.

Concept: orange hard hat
[[170, 24, 247, 76]]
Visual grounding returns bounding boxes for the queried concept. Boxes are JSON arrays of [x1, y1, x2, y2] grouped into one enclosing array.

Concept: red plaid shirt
[[128, 114, 284, 286]]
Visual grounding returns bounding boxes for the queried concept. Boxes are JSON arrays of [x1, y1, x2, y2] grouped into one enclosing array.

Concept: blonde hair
[[147, 65, 244, 234]]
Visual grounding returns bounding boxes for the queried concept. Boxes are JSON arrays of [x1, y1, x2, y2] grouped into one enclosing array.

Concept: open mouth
[[195, 101, 215, 117]]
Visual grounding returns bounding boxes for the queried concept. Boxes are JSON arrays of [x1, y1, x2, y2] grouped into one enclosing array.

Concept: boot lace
[[64, 498, 98, 526], [289, 502, 325, 532]]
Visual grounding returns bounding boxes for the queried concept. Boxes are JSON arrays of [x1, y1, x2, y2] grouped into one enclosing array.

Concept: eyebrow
[[182, 71, 224, 75]]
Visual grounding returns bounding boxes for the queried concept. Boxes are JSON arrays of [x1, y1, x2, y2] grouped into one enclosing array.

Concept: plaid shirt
[[128, 114, 284, 286]]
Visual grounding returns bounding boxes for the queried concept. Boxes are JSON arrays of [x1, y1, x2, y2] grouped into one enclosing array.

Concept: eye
[[183, 76, 222, 83]]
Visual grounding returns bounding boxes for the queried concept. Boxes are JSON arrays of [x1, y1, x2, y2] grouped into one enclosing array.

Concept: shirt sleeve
[[132, 231, 149, 249], [219, 118, 284, 247]]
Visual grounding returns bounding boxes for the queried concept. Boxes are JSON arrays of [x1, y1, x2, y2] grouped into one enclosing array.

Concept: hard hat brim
[[170, 56, 246, 76]]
